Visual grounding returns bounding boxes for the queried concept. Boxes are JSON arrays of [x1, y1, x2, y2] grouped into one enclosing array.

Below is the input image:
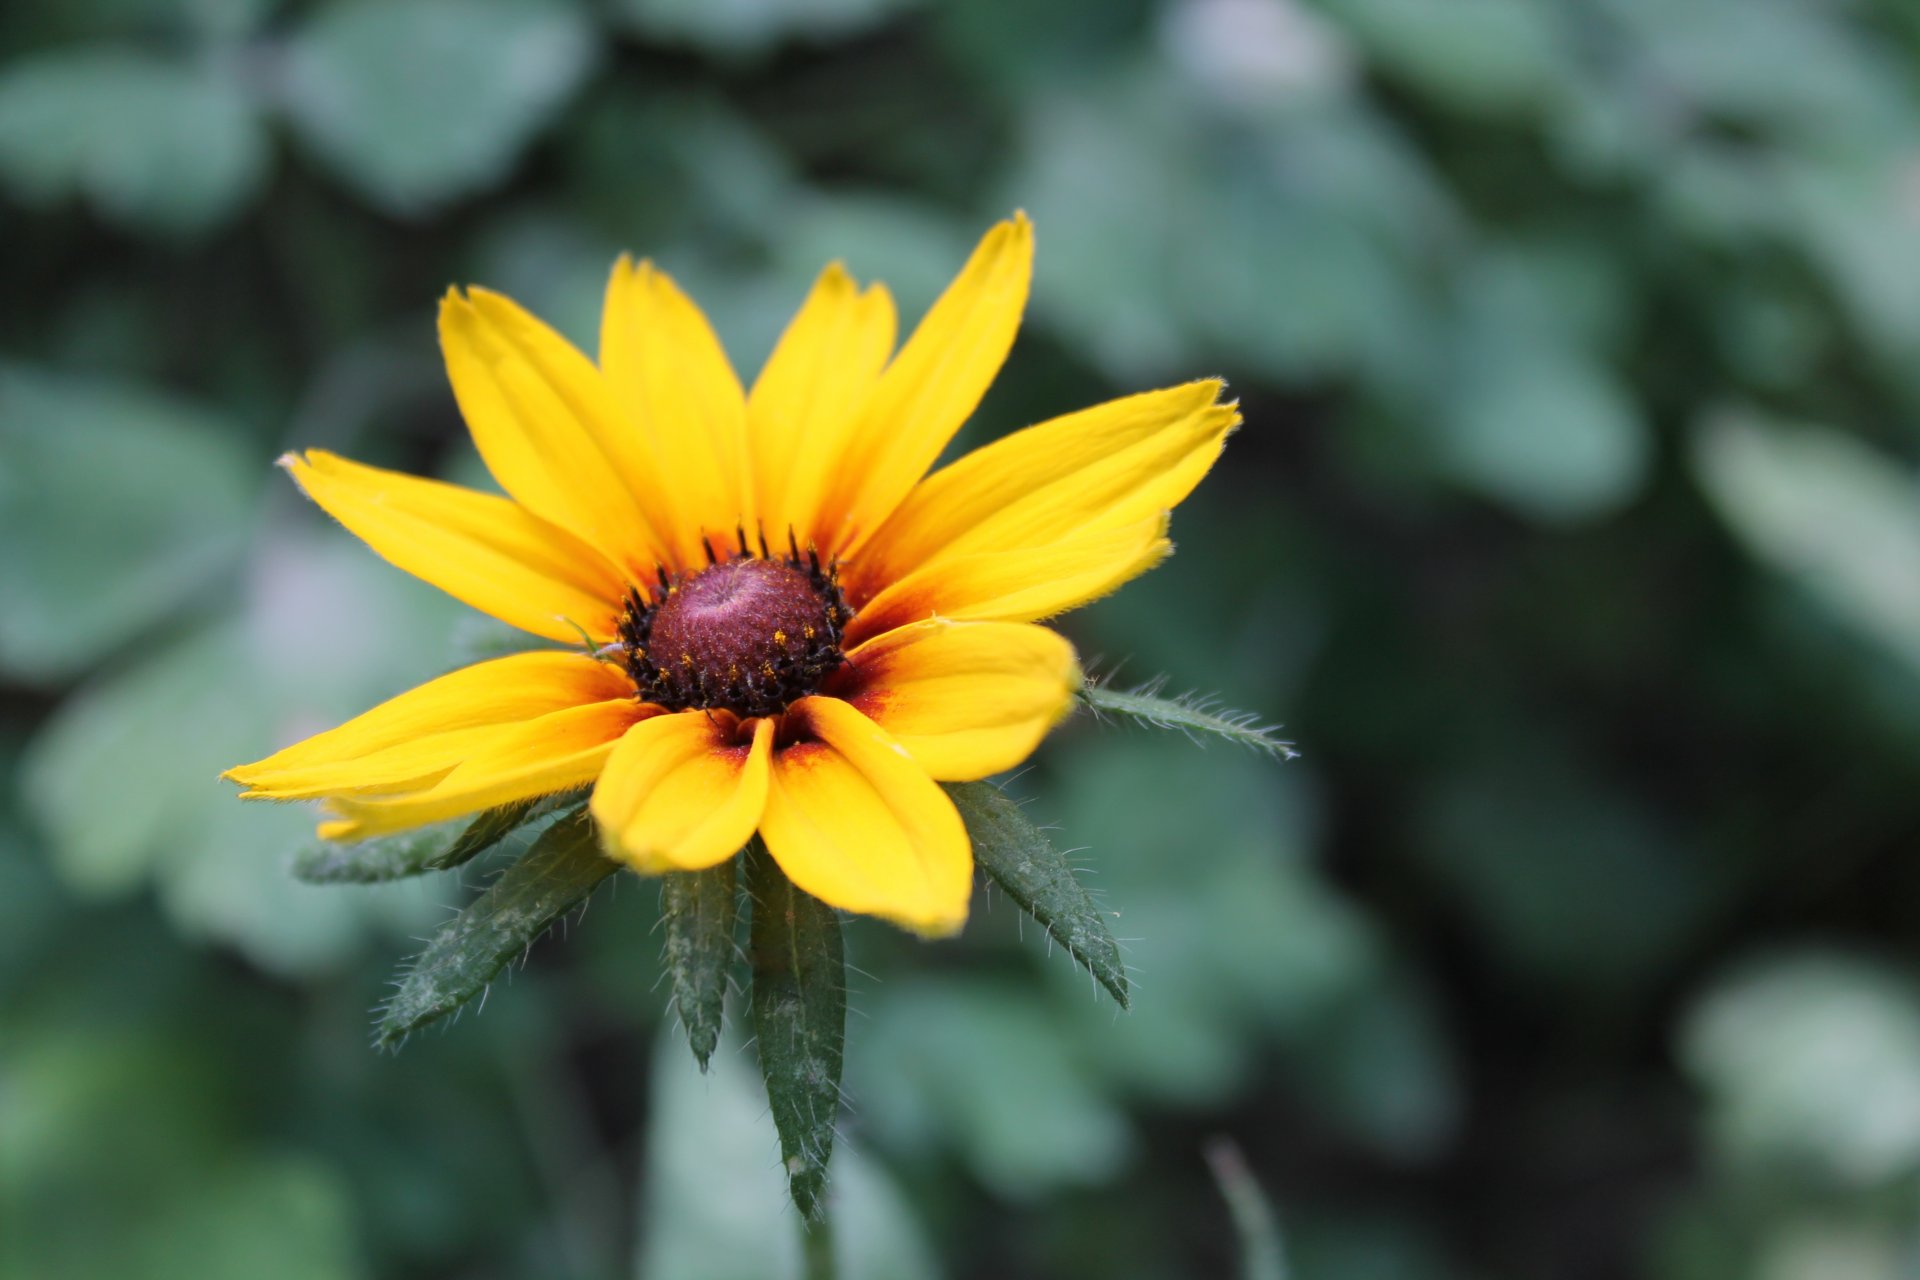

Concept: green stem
[[801, 1207, 835, 1280]]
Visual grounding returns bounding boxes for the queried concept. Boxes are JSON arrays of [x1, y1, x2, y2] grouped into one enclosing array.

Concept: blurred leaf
[[660, 859, 739, 1071], [281, 0, 596, 214], [1413, 734, 1718, 993], [1319, 0, 1564, 116], [292, 792, 575, 884], [944, 780, 1130, 1009], [746, 840, 845, 1220], [1006, 79, 1447, 387], [0, 366, 254, 682], [1429, 255, 1653, 523], [1285, 972, 1459, 1161], [1694, 408, 1920, 675], [636, 1027, 937, 1280], [1683, 952, 1920, 1187], [376, 804, 616, 1048], [128, 1156, 360, 1280], [21, 524, 467, 974], [1044, 740, 1389, 1108], [0, 47, 268, 233], [0, 804, 62, 980], [1158, 0, 1358, 112], [1750, 1217, 1920, 1280], [1781, 163, 1920, 371], [613, 0, 925, 58], [852, 978, 1134, 1198], [23, 623, 259, 900], [18, 0, 285, 41], [1438, 336, 1650, 523], [0, 1020, 358, 1280], [1079, 680, 1297, 761], [1598, 0, 1909, 149]]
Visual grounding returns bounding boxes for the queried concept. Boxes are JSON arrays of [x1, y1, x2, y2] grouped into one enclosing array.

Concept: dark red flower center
[[618, 551, 850, 717]]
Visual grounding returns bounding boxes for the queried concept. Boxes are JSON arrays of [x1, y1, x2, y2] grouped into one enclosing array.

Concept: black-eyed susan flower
[[226, 215, 1239, 938]]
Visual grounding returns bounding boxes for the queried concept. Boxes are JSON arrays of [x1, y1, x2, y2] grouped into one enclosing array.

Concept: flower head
[[226, 215, 1238, 936]]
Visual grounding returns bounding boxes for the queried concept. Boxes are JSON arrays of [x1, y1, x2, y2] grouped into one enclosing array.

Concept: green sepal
[[375, 803, 616, 1049], [1080, 678, 1297, 759], [945, 780, 1130, 1010], [745, 839, 845, 1221], [661, 858, 740, 1072], [292, 791, 579, 884]]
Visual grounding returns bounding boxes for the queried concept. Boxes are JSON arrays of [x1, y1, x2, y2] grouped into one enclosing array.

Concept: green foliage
[[746, 840, 846, 1221], [8, 0, 1920, 1275], [375, 804, 617, 1048], [1079, 679, 1297, 761], [0, 47, 267, 233], [292, 792, 575, 884], [0, 366, 253, 681], [1683, 953, 1920, 1187], [18, 536, 464, 972], [659, 858, 740, 1071], [1694, 407, 1920, 675], [944, 779, 1130, 1009], [281, 0, 597, 214], [636, 1028, 938, 1280], [853, 977, 1134, 1199], [613, 0, 925, 58]]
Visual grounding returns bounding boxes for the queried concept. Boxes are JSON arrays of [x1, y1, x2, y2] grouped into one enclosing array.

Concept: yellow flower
[[225, 215, 1238, 936]]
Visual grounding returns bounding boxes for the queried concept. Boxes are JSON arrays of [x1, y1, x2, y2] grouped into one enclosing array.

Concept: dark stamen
[[618, 541, 853, 719]]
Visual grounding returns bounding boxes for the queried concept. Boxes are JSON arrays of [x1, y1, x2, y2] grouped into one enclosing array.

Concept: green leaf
[[746, 839, 845, 1220], [1438, 338, 1650, 524], [944, 781, 1130, 1011], [1079, 679, 1298, 760], [1693, 407, 1920, 675], [291, 792, 573, 884], [638, 1026, 939, 1280], [613, 0, 925, 58], [1682, 951, 1920, 1185], [852, 977, 1133, 1197], [0, 48, 268, 233], [375, 804, 616, 1048], [1319, 0, 1563, 116], [660, 859, 740, 1071], [0, 366, 254, 682], [282, 0, 596, 214]]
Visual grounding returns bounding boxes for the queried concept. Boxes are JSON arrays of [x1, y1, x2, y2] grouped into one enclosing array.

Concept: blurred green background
[[7, 0, 1920, 1276]]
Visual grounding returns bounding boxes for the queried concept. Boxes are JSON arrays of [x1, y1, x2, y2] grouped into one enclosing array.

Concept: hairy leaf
[[662, 859, 741, 1071], [292, 792, 576, 884], [746, 840, 845, 1220], [945, 781, 1130, 1010], [1080, 678, 1297, 759], [376, 804, 616, 1047]]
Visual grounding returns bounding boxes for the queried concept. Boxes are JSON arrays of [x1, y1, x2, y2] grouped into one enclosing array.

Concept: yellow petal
[[282, 450, 629, 644], [227, 650, 637, 795], [760, 696, 972, 936], [601, 258, 750, 567], [440, 288, 668, 572], [316, 699, 651, 840], [813, 214, 1033, 557], [847, 515, 1169, 644], [748, 262, 896, 542], [852, 380, 1236, 598], [591, 711, 773, 873], [832, 620, 1080, 781]]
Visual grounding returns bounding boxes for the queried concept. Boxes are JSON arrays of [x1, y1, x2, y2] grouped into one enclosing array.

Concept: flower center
[[619, 549, 850, 718]]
